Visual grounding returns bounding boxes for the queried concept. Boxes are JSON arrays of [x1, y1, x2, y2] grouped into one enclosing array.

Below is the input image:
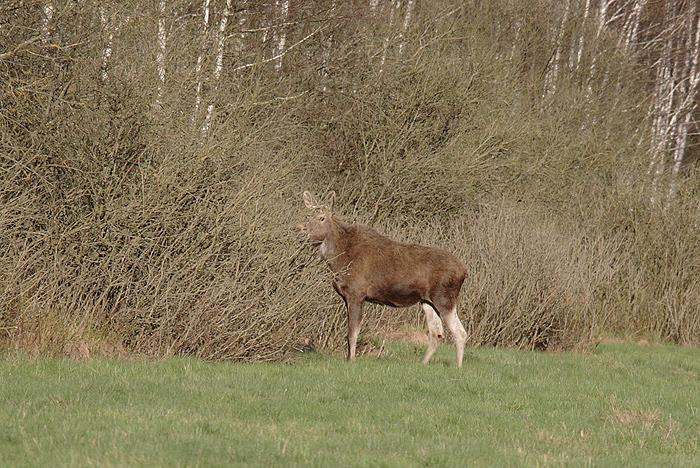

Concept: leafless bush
[[1, 0, 698, 359]]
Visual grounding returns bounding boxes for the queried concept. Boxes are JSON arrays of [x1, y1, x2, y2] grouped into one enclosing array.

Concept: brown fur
[[323, 220, 466, 311], [297, 192, 469, 367]]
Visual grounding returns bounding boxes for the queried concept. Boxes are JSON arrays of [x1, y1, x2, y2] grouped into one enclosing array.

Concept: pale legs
[[346, 297, 363, 361], [443, 307, 467, 367], [421, 302, 443, 365]]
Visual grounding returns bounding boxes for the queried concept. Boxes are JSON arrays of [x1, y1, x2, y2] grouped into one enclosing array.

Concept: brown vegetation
[[0, 0, 698, 360]]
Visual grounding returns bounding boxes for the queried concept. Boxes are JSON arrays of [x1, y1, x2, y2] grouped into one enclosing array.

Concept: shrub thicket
[[1, 0, 698, 359]]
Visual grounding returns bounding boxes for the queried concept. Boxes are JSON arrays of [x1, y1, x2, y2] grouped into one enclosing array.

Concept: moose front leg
[[346, 298, 363, 361]]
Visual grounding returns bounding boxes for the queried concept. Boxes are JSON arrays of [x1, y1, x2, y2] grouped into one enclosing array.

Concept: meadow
[[2, 342, 698, 467]]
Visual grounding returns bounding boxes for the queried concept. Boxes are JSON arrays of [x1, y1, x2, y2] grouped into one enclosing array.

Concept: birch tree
[[41, 2, 54, 43], [193, 0, 211, 123], [643, 1, 700, 205], [272, 0, 290, 72], [379, 0, 400, 75], [98, 3, 129, 83], [155, 0, 167, 108], [648, 39, 674, 203], [572, 0, 591, 71], [235, 0, 248, 53], [619, 0, 645, 53], [586, 0, 610, 96], [667, 10, 700, 202], [201, 0, 234, 138], [544, 0, 571, 97], [397, 0, 415, 56], [320, 2, 336, 93], [99, 5, 115, 82]]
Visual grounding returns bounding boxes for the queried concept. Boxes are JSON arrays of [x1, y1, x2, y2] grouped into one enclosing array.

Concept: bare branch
[[232, 25, 328, 73], [0, 35, 42, 61]]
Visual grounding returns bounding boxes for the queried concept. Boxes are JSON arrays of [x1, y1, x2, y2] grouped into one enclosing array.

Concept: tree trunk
[[379, 0, 400, 75], [667, 11, 700, 202], [155, 0, 167, 108], [397, 0, 415, 56], [193, 0, 212, 124], [273, 0, 290, 72], [41, 2, 54, 43], [99, 5, 115, 83], [201, 0, 234, 138], [573, 0, 591, 71], [544, 0, 571, 97], [586, 0, 609, 96], [321, 2, 336, 93]]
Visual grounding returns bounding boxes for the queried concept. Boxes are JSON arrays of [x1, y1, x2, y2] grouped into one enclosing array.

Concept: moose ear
[[303, 191, 316, 210], [327, 191, 336, 212]]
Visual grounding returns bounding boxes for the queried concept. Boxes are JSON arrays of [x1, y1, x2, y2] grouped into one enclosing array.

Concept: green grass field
[[1, 342, 698, 467]]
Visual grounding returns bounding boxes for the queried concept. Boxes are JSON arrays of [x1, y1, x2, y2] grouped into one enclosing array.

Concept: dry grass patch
[[611, 409, 661, 427]]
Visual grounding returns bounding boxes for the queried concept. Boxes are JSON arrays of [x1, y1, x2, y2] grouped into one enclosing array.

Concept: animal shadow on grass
[[401, 342, 476, 368]]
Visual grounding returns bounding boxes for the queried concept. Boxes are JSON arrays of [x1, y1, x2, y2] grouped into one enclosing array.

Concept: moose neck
[[319, 218, 348, 266]]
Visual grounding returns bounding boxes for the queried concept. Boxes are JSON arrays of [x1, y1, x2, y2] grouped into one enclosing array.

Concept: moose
[[296, 191, 469, 367]]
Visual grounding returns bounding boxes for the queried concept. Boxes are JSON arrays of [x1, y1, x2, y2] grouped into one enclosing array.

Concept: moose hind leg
[[443, 307, 467, 368], [421, 302, 443, 365]]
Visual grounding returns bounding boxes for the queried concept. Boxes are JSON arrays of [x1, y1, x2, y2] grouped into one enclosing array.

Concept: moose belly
[[365, 285, 422, 308]]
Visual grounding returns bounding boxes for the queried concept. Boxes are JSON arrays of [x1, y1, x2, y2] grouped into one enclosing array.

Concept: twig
[[252, 91, 309, 106], [0, 35, 41, 61], [232, 25, 328, 72]]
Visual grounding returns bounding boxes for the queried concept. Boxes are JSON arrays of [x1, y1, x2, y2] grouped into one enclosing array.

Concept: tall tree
[[544, 0, 571, 97], [201, 0, 234, 138], [98, 3, 129, 83], [379, 0, 400, 75], [155, 0, 168, 108], [99, 4, 115, 82], [397, 0, 415, 56], [41, 1, 54, 43], [193, 0, 212, 124], [667, 9, 700, 202], [572, 0, 591, 71], [272, 0, 290, 72]]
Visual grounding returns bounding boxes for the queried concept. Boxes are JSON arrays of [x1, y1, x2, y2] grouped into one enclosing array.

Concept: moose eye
[[318, 215, 326, 222]]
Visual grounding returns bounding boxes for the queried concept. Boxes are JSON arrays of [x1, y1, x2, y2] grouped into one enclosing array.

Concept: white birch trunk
[[623, 0, 645, 52], [397, 0, 415, 56], [544, 0, 571, 97], [600, 1, 638, 98], [586, 0, 609, 96], [649, 40, 676, 204], [666, 108, 693, 201], [510, 18, 522, 61], [379, 0, 400, 75], [201, 0, 233, 138], [99, 6, 115, 82], [236, 1, 248, 53], [573, 0, 591, 71], [193, 0, 211, 124], [667, 12, 700, 202], [273, 0, 290, 72], [155, 0, 167, 108], [321, 2, 336, 93], [41, 2, 54, 43]]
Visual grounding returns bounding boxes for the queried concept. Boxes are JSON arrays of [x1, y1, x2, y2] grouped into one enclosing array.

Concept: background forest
[[1, 0, 699, 360]]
